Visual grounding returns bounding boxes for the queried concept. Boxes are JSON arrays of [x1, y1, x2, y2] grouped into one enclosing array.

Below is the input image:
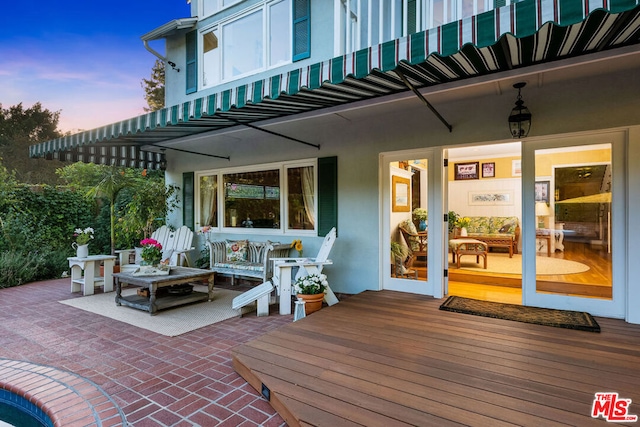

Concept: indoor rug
[[452, 253, 590, 275], [60, 286, 255, 337], [439, 296, 600, 332]]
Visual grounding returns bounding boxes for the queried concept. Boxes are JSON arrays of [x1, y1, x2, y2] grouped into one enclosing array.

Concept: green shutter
[[317, 156, 337, 237], [407, 0, 418, 35], [493, 0, 506, 8], [183, 172, 194, 229], [185, 31, 197, 94], [293, 0, 311, 61]]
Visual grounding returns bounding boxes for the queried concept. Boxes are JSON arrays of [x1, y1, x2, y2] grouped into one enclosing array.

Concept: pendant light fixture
[[508, 82, 532, 138]]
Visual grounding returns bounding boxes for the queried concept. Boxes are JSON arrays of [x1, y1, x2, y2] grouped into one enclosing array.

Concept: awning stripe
[[30, 0, 640, 168]]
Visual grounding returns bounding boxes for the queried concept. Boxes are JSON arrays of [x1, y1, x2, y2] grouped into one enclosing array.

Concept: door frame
[[521, 130, 626, 318]]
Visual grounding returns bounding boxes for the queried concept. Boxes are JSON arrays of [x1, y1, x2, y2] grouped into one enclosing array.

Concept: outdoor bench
[[207, 239, 292, 286]]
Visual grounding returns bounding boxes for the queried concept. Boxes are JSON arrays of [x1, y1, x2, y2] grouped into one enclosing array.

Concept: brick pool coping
[[0, 359, 126, 427]]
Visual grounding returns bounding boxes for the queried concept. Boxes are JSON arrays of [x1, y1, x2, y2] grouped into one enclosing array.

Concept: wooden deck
[[233, 291, 640, 426]]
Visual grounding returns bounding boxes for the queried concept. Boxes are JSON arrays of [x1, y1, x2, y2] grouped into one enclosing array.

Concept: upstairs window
[[201, 0, 294, 88], [335, 0, 494, 56]]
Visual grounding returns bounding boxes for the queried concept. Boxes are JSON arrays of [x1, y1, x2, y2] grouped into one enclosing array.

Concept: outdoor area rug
[[439, 296, 600, 332], [60, 286, 256, 337]]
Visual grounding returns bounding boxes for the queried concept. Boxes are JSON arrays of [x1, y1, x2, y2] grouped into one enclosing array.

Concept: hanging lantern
[[508, 82, 532, 138]]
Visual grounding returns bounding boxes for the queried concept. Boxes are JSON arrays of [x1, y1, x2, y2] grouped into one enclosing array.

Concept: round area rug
[[453, 254, 590, 275]]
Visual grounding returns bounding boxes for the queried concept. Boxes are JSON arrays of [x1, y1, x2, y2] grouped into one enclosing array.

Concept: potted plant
[[140, 238, 163, 266], [294, 273, 328, 314], [412, 208, 428, 231], [72, 227, 94, 258], [390, 241, 410, 276], [448, 210, 459, 239], [456, 216, 471, 237]]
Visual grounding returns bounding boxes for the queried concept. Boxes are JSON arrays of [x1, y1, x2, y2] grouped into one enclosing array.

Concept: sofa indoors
[[455, 216, 520, 257]]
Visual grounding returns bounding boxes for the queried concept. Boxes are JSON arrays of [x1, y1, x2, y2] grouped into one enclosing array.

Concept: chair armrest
[[207, 241, 227, 268], [115, 249, 135, 266]]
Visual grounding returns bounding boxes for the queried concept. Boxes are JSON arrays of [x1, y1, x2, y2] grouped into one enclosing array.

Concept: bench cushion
[[213, 261, 264, 272]]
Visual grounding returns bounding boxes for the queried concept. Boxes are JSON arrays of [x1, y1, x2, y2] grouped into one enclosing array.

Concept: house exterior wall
[[164, 64, 639, 316]]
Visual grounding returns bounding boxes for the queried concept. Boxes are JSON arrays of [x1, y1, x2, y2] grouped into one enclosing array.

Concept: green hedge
[[0, 184, 95, 286]]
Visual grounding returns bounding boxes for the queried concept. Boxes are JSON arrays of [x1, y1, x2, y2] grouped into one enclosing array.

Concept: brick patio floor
[[0, 278, 292, 426]]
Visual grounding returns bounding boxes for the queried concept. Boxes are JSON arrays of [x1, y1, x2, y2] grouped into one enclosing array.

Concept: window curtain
[[302, 166, 315, 227], [201, 188, 217, 226]]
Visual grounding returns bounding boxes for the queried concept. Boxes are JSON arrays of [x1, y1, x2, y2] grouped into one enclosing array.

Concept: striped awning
[[30, 0, 640, 169]]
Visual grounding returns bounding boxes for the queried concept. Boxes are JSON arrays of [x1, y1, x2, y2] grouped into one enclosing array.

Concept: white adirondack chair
[[232, 227, 339, 317], [272, 227, 339, 315], [117, 225, 195, 273]]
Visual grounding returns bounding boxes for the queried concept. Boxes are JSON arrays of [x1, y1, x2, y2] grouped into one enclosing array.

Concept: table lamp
[[535, 201, 551, 229]]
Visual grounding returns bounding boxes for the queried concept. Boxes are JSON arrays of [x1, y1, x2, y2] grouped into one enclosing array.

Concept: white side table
[[67, 255, 117, 296]]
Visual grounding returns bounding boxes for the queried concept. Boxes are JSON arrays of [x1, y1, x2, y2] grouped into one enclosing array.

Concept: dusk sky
[[0, 1, 192, 133]]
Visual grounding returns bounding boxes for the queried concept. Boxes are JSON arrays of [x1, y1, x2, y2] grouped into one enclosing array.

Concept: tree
[[142, 59, 165, 112], [0, 102, 67, 184], [57, 164, 135, 255]]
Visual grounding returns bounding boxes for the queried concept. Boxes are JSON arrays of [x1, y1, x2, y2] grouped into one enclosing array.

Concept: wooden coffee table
[[113, 267, 214, 315]]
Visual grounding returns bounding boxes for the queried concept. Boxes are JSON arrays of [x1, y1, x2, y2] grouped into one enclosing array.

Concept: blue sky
[[0, 1, 191, 133]]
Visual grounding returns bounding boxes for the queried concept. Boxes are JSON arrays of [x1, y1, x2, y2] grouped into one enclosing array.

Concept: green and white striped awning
[[30, 0, 640, 169]]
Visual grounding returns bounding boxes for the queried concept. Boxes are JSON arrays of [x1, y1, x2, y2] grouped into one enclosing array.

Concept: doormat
[[439, 296, 600, 332]]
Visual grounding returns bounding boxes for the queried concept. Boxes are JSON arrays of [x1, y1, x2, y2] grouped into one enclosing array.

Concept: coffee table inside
[[114, 267, 214, 315]]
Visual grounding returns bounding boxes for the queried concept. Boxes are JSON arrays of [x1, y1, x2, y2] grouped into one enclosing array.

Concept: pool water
[[0, 389, 51, 427]]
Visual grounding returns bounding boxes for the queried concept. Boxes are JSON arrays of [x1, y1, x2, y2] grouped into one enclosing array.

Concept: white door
[[380, 149, 446, 296], [522, 131, 625, 318]]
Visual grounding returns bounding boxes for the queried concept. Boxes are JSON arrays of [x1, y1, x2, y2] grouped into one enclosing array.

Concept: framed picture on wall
[[512, 159, 522, 177], [482, 162, 495, 178], [392, 175, 410, 212], [535, 181, 550, 203], [454, 162, 479, 180]]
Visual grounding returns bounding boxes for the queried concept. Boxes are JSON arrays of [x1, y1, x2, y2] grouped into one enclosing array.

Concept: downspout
[[143, 40, 166, 62]]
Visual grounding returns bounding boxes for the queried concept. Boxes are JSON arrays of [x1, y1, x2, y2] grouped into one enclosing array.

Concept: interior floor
[[409, 240, 612, 304]]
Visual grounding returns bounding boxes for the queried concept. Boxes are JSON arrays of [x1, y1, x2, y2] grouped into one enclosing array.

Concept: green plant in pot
[[390, 241, 410, 276], [448, 211, 459, 236], [412, 208, 428, 231]]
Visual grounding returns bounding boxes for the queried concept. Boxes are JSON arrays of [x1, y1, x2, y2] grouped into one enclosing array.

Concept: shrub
[[0, 251, 47, 288]]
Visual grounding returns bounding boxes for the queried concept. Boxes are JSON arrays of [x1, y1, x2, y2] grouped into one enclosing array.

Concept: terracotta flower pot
[[296, 293, 324, 315]]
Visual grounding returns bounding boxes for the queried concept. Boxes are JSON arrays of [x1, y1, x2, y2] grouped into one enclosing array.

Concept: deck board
[[233, 291, 640, 426]]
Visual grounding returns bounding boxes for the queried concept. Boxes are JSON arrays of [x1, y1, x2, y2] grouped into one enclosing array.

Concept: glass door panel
[[523, 132, 624, 318], [534, 145, 612, 299], [390, 159, 428, 283]]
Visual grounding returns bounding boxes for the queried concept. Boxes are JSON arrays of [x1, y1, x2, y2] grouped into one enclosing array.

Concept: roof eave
[[141, 17, 198, 41]]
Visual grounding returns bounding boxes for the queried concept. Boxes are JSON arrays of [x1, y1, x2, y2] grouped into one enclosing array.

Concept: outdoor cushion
[[226, 240, 248, 262], [213, 261, 264, 272]]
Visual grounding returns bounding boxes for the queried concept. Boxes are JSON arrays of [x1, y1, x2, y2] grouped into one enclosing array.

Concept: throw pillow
[[226, 240, 248, 262]]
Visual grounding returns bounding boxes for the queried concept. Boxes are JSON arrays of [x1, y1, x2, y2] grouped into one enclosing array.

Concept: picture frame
[[482, 162, 495, 178], [469, 191, 514, 206], [512, 159, 522, 177], [454, 162, 479, 180], [391, 175, 410, 212], [535, 181, 550, 203]]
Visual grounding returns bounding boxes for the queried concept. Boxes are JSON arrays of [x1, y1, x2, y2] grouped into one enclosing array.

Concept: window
[[199, 174, 218, 227], [202, 0, 242, 17], [287, 165, 315, 230], [201, 0, 293, 88], [335, 0, 495, 56], [195, 160, 317, 233], [224, 168, 280, 229]]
